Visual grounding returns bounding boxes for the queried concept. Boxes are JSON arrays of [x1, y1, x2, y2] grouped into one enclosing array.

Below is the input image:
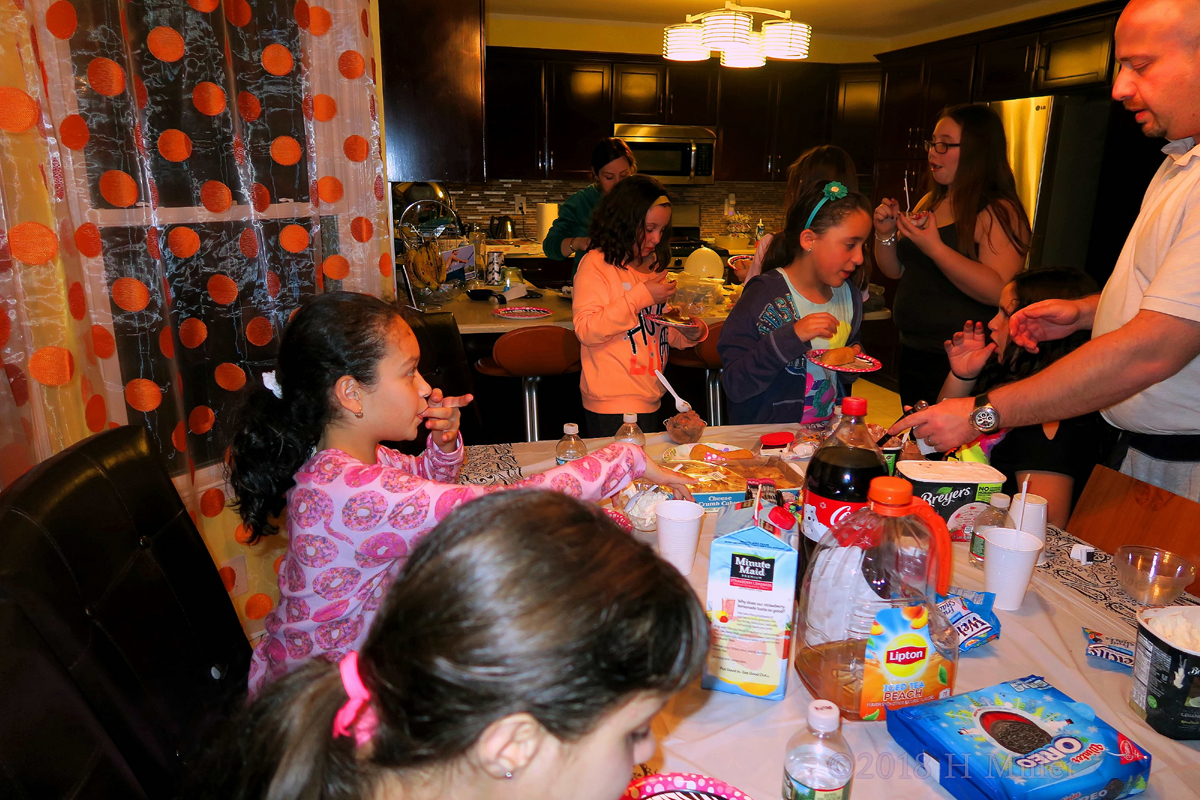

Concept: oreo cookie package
[[888, 675, 1151, 800]]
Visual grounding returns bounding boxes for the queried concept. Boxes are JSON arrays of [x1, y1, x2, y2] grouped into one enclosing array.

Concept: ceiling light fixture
[[663, 23, 709, 61], [663, 2, 813, 68]]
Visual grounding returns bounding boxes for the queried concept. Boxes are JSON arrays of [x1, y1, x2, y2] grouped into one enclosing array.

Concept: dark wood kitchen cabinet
[[1033, 17, 1116, 92], [974, 33, 1040, 101], [546, 61, 612, 178], [922, 47, 976, 136], [613, 63, 665, 123], [832, 65, 882, 179], [485, 56, 544, 179], [876, 61, 925, 160], [770, 64, 837, 180], [378, 0, 485, 182], [715, 68, 775, 181], [666, 65, 718, 125]]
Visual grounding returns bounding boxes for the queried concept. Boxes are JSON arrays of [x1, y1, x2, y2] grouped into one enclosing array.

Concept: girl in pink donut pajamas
[[227, 293, 693, 697]]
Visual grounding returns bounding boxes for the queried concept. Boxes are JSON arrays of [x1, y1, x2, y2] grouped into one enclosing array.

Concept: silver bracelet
[[875, 231, 897, 246]]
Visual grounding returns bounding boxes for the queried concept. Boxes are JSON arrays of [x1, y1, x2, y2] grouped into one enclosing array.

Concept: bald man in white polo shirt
[[896, 0, 1200, 500]]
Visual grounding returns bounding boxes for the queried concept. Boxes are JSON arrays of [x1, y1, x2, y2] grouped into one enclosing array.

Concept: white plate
[[662, 442, 740, 462]]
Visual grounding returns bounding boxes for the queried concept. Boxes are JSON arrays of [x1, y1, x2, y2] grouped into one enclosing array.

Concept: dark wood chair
[[475, 326, 581, 441], [1066, 464, 1200, 594]]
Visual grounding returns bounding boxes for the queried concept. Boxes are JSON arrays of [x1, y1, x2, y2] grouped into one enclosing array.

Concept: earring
[[354, 410, 364, 419], [504, 772, 513, 780]]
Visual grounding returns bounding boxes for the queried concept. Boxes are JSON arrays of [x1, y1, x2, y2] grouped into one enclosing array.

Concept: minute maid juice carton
[[701, 491, 799, 701]]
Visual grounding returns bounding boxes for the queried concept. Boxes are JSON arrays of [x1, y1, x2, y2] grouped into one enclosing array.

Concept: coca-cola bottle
[[801, 396, 888, 571]]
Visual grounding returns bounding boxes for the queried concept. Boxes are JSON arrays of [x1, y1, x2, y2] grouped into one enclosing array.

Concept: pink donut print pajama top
[[247, 436, 648, 697]]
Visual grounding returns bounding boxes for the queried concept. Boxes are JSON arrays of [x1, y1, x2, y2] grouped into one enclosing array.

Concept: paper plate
[[727, 254, 753, 269], [492, 306, 552, 319], [624, 772, 754, 800], [806, 348, 882, 374], [646, 313, 699, 329], [662, 442, 740, 462]]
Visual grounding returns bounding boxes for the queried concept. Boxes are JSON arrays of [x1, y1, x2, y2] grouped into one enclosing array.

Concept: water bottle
[[783, 700, 854, 800], [968, 493, 1011, 568], [555, 423, 588, 465], [613, 413, 645, 447]]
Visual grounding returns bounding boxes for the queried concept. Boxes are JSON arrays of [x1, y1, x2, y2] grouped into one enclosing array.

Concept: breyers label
[[802, 491, 868, 543], [730, 553, 775, 590]]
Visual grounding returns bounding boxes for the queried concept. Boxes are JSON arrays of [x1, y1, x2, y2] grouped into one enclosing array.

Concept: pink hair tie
[[332, 652, 379, 747]]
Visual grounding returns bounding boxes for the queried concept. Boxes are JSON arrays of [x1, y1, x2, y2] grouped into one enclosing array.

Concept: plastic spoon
[[655, 369, 692, 414]]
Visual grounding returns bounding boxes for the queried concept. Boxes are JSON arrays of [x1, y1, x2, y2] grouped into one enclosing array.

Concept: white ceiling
[[489, 0, 1095, 44]]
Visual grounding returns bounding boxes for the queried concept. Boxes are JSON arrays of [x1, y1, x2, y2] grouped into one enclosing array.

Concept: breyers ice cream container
[[1131, 606, 1200, 739], [896, 461, 1005, 541]]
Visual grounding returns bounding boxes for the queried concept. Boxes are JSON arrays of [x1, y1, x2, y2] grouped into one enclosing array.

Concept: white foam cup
[[655, 500, 705, 576], [1008, 493, 1049, 565], [982, 527, 1044, 611]]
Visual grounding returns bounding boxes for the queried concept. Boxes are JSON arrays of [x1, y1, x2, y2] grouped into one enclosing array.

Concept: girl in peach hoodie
[[573, 175, 708, 437]]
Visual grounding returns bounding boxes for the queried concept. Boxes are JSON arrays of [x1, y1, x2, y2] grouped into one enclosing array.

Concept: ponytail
[[760, 181, 873, 275], [226, 292, 405, 543]]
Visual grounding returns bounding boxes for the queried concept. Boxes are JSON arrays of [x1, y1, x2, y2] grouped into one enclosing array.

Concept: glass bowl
[[1113, 545, 1196, 606]]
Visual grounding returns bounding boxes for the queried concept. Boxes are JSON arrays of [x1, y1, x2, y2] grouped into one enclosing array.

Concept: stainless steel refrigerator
[[988, 94, 1111, 270]]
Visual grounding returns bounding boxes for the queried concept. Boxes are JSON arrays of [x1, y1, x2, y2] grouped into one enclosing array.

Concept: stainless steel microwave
[[613, 124, 716, 185]]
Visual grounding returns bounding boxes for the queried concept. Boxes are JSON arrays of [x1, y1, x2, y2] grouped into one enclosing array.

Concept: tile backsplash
[[443, 179, 787, 241]]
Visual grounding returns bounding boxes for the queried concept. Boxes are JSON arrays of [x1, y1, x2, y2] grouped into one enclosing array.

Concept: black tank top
[[892, 223, 997, 352]]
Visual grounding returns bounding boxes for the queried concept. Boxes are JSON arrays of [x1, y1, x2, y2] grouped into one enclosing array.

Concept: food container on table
[[664, 410, 707, 444], [1130, 606, 1200, 739], [1114, 545, 1196, 605], [671, 273, 726, 318], [663, 457, 803, 512], [795, 476, 957, 721], [895, 460, 1005, 541]]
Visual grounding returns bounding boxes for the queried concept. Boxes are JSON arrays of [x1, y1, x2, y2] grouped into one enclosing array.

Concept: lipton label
[[860, 604, 956, 720]]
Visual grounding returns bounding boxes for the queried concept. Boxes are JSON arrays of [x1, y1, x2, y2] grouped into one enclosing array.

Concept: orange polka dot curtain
[[0, 0, 392, 634]]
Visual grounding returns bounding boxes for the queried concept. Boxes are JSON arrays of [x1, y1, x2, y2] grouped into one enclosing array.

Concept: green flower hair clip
[[806, 181, 850, 230]]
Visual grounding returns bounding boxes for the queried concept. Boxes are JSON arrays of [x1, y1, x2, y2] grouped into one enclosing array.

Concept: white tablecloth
[[462, 425, 1200, 800]]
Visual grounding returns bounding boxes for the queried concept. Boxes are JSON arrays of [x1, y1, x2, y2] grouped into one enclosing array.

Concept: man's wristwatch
[[970, 393, 1002, 434]]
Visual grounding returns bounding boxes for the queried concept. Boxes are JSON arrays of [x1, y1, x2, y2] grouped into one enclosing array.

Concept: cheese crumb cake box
[[887, 675, 1151, 800], [701, 496, 799, 701]]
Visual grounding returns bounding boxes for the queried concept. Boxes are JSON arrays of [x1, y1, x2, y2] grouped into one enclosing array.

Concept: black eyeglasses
[[925, 140, 962, 155]]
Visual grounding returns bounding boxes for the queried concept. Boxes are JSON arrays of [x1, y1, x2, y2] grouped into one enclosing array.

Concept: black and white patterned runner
[[459, 444, 523, 486]]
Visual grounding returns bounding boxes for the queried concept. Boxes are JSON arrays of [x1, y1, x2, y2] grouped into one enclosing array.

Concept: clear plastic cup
[[1008, 493, 1049, 565], [982, 527, 1044, 611], [655, 500, 705, 576]]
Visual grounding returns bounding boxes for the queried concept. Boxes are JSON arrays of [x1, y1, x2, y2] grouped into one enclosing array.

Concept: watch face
[[974, 406, 999, 432]]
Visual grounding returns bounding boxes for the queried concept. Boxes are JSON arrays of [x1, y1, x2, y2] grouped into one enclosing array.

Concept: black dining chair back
[[0, 425, 250, 798]]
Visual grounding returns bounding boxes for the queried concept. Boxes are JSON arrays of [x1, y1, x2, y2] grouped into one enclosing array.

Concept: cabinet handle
[[669, 94, 674, 116], [537, 150, 544, 170], [550, 150, 555, 170]]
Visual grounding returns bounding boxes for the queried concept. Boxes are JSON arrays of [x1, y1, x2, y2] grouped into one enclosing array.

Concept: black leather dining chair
[[0, 425, 250, 798]]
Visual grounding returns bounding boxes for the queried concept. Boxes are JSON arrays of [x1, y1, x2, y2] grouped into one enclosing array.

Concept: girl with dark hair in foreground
[[226, 292, 693, 696], [188, 490, 709, 800]]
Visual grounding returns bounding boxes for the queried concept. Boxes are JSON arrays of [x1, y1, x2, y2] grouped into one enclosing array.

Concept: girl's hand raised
[[874, 198, 900, 237], [793, 312, 839, 343], [895, 211, 942, 255], [644, 271, 677, 305], [642, 458, 696, 501], [421, 388, 474, 452], [944, 321, 995, 380]]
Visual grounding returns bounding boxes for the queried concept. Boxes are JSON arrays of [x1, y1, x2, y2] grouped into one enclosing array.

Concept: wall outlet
[[514, 196, 526, 215]]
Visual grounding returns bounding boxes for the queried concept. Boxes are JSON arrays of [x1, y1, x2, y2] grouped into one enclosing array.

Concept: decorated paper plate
[[624, 772, 754, 799], [492, 306, 552, 320], [727, 254, 753, 269], [662, 442, 740, 462], [806, 348, 882, 374], [645, 312, 699, 329]]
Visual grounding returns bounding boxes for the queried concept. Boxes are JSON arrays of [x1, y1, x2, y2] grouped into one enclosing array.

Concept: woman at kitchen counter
[[542, 138, 636, 277], [874, 103, 1031, 408]]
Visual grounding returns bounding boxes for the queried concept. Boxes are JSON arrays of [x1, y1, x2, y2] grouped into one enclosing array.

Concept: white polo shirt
[[1093, 137, 1200, 435]]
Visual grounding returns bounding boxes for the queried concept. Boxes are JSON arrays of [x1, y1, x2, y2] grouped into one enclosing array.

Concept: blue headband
[[804, 181, 849, 231]]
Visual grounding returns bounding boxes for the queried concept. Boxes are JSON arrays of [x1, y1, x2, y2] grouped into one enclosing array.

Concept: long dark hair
[[919, 104, 1031, 260], [760, 180, 873, 275], [226, 292, 404, 542], [588, 174, 672, 271], [975, 268, 1098, 391], [592, 136, 637, 176], [784, 145, 858, 211], [187, 491, 710, 800]]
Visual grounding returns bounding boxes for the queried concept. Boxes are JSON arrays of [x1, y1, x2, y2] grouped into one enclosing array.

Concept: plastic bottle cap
[[564, 423, 579, 435], [807, 699, 841, 732], [761, 431, 795, 447], [868, 476, 912, 505], [768, 506, 795, 529], [841, 396, 867, 416], [990, 493, 1011, 509], [623, 413, 638, 423]]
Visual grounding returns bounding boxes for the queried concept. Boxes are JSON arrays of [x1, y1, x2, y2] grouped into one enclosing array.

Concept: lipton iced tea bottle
[[793, 476, 958, 721], [801, 396, 888, 570]]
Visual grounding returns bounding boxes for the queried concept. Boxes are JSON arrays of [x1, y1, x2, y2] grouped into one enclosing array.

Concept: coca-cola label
[[802, 491, 869, 543]]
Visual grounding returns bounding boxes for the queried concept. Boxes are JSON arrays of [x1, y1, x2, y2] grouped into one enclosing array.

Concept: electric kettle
[[489, 215, 517, 239]]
